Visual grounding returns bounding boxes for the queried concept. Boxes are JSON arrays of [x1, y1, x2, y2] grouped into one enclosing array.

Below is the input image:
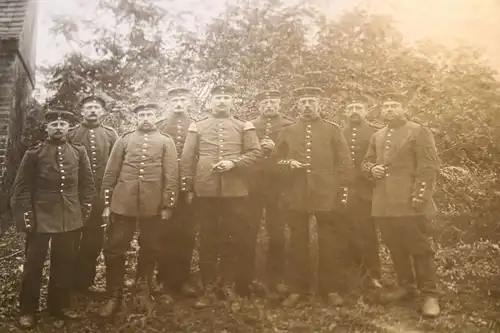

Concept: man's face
[[81, 100, 104, 123], [46, 120, 70, 140], [345, 102, 367, 123], [258, 98, 280, 117], [210, 94, 234, 115], [381, 101, 405, 122], [297, 97, 320, 118], [136, 109, 157, 130], [170, 94, 191, 114]]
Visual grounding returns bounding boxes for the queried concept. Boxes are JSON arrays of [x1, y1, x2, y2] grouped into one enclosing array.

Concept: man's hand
[[160, 208, 173, 220], [101, 206, 111, 227], [260, 139, 276, 151], [370, 165, 386, 179], [212, 160, 236, 172], [289, 160, 310, 170], [186, 192, 195, 205]]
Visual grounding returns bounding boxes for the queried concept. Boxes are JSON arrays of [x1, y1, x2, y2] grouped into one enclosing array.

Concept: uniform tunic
[[101, 128, 179, 217], [180, 115, 261, 197], [68, 123, 118, 197], [11, 140, 96, 233], [273, 117, 354, 212], [362, 120, 440, 217], [156, 112, 195, 162]]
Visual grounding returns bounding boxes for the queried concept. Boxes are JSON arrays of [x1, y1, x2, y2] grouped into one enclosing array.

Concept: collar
[[137, 127, 158, 134], [82, 121, 101, 129], [387, 118, 407, 129], [47, 138, 67, 146]]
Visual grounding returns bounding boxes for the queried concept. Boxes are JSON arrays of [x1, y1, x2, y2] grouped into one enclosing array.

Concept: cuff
[[412, 181, 428, 202], [340, 187, 348, 205], [181, 177, 193, 192], [164, 191, 177, 208], [103, 189, 112, 207]]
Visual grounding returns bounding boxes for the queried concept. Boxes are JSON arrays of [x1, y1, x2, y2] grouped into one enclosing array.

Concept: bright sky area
[[36, 0, 500, 71]]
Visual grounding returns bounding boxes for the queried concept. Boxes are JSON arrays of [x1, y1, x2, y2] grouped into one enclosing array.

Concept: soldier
[[69, 95, 118, 295], [341, 95, 383, 289], [99, 103, 179, 317], [11, 109, 96, 328], [248, 90, 293, 296], [180, 85, 261, 308], [273, 87, 353, 308], [155, 87, 197, 300], [362, 92, 441, 317]]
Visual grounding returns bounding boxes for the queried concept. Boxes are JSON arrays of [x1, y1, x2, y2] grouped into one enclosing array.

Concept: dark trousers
[[287, 210, 351, 295], [248, 191, 286, 287], [73, 208, 105, 290], [342, 200, 381, 281], [20, 230, 79, 316], [196, 196, 254, 296], [157, 193, 195, 292], [103, 214, 162, 295], [377, 215, 438, 296]]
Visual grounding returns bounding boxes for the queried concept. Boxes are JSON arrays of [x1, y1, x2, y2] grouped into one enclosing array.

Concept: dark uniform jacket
[[11, 139, 96, 233], [341, 120, 380, 206], [362, 120, 440, 217], [68, 123, 118, 210], [180, 114, 261, 197], [156, 112, 195, 191], [273, 117, 354, 212], [249, 114, 294, 196], [101, 128, 179, 217]]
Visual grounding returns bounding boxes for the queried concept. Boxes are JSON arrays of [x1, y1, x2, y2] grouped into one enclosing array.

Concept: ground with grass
[[0, 217, 499, 333]]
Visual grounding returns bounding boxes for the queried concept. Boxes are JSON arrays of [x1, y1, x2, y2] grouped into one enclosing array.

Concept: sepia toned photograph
[[1, 0, 500, 331]]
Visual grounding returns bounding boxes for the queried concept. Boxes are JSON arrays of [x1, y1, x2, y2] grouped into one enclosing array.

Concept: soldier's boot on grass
[[379, 286, 418, 304], [193, 285, 217, 309], [136, 278, 155, 314], [421, 296, 440, 318], [19, 314, 36, 329], [282, 293, 301, 308], [99, 293, 122, 318], [181, 283, 197, 298], [327, 292, 344, 307]]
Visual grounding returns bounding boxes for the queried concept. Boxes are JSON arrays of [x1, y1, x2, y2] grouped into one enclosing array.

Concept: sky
[[35, 0, 500, 75]]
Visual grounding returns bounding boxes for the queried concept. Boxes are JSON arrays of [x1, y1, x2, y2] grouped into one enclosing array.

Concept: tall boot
[[99, 291, 122, 318], [136, 277, 155, 314]]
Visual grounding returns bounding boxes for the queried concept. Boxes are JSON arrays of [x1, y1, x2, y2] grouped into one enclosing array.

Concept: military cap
[[381, 92, 407, 104], [132, 102, 160, 114], [167, 87, 191, 98], [45, 109, 75, 123], [255, 90, 281, 102], [292, 86, 325, 99], [345, 94, 369, 106], [79, 94, 106, 108], [210, 85, 236, 96]]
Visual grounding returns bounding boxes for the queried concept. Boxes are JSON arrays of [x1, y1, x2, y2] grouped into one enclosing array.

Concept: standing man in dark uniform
[[362, 92, 441, 317], [248, 90, 293, 296], [273, 87, 353, 308], [69, 95, 118, 295], [341, 95, 382, 289], [99, 103, 179, 317], [180, 85, 261, 309], [11, 109, 96, 328], [155, 87, 197, 300]]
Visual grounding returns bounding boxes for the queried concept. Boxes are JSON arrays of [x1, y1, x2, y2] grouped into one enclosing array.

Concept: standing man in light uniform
[[180, 85, 261, 308], [156, 88, 197, 300], [99, 103, 179, 317], [340, 95, 383, 290], [69, 95, 118, 295], [362, 92, 441, 317]]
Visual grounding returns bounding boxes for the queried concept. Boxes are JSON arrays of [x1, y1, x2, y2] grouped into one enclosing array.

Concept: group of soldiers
[[10, 84, 441, 329]]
